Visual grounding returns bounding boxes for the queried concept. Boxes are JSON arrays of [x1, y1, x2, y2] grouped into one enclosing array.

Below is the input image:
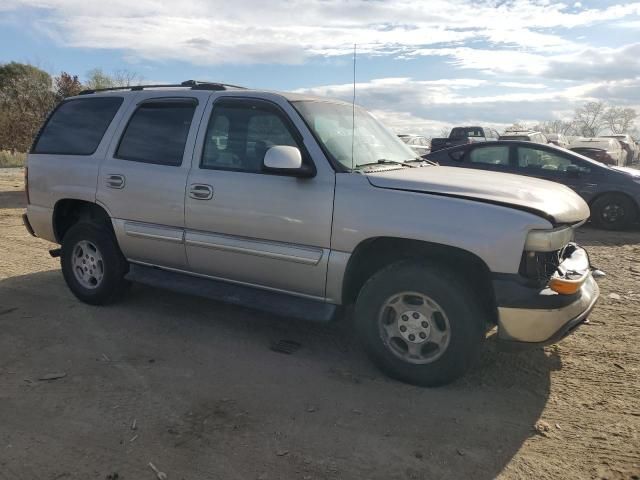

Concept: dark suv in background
[[430, 126, 499, 152], [426, 141, 640, 230]]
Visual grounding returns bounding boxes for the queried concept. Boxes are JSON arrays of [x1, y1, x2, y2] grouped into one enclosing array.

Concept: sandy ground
[[0, 168, 638, 480]]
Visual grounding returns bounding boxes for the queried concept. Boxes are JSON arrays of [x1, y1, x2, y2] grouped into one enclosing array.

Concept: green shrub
[[0, 150, 26, 167]]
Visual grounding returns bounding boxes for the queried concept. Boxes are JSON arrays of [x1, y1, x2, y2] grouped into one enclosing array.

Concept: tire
[[590, 193, 637, 230], [60, 222, 129, 305], [354, 260, 486, 387]]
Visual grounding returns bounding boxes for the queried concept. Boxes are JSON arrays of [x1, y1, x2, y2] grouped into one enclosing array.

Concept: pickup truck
[[23, 81, 600, 387], [430, 126, 500, 152]]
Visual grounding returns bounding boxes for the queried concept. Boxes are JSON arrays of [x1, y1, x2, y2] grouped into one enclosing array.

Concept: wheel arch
[[341, 236, 498, 324], [588, 190, 639, 210], [53, 199, 114, 243]]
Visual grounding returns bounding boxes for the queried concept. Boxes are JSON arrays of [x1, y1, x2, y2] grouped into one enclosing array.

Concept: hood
[[365, 166, 590, 225]]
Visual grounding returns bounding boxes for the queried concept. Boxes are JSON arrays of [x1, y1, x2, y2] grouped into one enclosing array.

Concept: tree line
[[533, 102, 638, 138], [0, 62, 141, 153]]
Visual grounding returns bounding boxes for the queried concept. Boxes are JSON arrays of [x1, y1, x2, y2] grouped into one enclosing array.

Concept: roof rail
[[78, 80, 246, 95]]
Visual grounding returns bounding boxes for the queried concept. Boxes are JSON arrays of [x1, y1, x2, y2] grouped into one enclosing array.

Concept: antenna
[[351, 43, 357, 170]]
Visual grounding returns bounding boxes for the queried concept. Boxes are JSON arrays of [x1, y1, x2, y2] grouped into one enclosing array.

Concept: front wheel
[[590, 193, 637, 230], [61, 222, 129, 305], [354, 261, 486, 387]]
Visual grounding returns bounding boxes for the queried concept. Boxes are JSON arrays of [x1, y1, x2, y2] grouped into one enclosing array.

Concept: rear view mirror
[[263, 146, 315, 178]]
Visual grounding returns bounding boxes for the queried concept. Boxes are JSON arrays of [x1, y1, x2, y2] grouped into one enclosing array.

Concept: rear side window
[[116, 100, 196, 166], [450, 127, 483, 139], [32, 97, 123, 155], [469, 146, 510, 165]]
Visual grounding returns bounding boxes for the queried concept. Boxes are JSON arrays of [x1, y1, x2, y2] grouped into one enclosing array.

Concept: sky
[[1, 0, 640, 136]]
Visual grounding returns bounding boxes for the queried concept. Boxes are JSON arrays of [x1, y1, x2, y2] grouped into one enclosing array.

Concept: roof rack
[[78, 80, 247, 95]]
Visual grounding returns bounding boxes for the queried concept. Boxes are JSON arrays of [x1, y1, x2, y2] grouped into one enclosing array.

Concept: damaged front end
[[493, 228, 601, 348]]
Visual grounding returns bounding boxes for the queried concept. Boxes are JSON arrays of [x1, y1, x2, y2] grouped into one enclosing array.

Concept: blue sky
[[1, 0, 640, 136]]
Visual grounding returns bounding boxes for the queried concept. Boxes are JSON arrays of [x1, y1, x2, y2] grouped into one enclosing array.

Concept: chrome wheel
[[71, 240, 104, 289], [378, 292, 451, 365]]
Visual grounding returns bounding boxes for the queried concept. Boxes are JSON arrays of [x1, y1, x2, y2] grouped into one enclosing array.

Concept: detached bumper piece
[[493, 244, 600, 348], [22, 213, 36, 237]]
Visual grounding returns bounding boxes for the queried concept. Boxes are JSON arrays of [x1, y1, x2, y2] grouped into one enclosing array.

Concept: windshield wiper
[[356, 159, 417, 169], [407, 157, 438, 166]]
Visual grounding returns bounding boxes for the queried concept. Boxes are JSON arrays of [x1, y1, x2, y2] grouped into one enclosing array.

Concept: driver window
[[517, 147, 590, 173], [201, 99, 301, 173]]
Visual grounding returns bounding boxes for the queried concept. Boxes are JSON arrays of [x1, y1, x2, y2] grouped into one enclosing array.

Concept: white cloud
[[296, 76, 638, 136], [3, 0, 640, 65]]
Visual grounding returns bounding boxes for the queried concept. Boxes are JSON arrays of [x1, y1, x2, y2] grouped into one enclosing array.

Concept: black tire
[[61, 222, 129, 305], [590, 193, 637, 230], [354, 260, 486, 387]]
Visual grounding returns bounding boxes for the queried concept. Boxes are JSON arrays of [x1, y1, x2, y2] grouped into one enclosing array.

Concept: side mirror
[[263, 146, 315, 178]]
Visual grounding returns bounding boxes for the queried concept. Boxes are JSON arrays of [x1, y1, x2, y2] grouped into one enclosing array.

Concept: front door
[[184, 96, 335, 299], [513, 145, 599, 199], [97, 92, 209, 269]]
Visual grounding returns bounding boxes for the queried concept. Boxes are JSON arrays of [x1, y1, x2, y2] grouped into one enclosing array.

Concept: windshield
[[292, 100, 417, 169], [450, 127, 483, 139]]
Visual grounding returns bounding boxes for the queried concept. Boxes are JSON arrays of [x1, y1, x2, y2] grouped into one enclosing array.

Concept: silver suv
[[23, 81, 600, 386]]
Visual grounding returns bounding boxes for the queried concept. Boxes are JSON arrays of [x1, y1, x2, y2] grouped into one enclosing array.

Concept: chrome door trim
[[124, 221, 184, 244], [128, 260, 328, 302], [185, 231, 323, 265]]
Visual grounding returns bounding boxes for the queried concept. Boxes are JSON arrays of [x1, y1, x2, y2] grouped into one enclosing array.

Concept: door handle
[[189, 184, 213, 200], [105, 174, 125, 189]]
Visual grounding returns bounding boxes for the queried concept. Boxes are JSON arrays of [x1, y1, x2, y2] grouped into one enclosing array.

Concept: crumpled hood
[[366, 166, 590, 225]]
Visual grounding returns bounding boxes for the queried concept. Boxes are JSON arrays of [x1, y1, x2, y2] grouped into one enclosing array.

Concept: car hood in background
[[365, 166, 590, 225]]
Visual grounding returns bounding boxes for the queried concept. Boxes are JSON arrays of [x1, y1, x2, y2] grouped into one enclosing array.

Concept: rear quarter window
[[32, 97, 123, 155]]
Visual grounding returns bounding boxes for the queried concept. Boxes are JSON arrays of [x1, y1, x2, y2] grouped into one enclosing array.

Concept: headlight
[[524, 226, 574, 252]]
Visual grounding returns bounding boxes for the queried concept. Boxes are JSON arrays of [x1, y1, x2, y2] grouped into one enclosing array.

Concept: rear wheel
[[61, 222, 129, 305], [354, 261, 486, 387], [590, 193, 637, 230]]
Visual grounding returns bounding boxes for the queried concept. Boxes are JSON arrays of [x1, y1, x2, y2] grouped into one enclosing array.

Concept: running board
[[125, 264, 337, 323]]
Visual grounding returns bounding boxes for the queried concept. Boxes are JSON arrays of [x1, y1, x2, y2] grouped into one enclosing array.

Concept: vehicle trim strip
[[123, 221, 184, 244], [185, 231, 323, 265]]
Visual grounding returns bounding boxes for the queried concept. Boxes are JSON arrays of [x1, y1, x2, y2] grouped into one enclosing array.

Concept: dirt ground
[[0, 168, 638, 480]]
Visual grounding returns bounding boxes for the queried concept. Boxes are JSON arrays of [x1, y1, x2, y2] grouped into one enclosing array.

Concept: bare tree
[[572, 101, 607, 137], [85, 68, 143, 90], [84, 68, 115, 90], [112, 69, 143, 87], [602, 106, 637, 134], [533, 119, 577, 135]]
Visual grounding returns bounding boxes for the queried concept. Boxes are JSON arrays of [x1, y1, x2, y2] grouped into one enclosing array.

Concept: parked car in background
[[499, 130, 547, 144], [398, 134, 430, 157], [546, 133, 570, 149], [23, 81, 600, 386], [430, 126, 499, 152], [602, 135, 638, 165], [569, 137, 625, 167], [426, 140, 640, 230]]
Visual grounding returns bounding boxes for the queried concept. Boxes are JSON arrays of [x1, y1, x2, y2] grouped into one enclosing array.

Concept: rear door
[[97, 91, 209, 269]]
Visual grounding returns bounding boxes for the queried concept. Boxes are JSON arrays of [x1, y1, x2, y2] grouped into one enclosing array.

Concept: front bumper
[[493, 245, 600, 348]]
